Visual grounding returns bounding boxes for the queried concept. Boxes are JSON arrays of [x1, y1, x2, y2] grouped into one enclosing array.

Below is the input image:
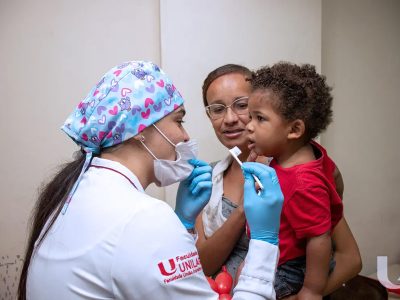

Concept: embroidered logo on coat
[[157, 250, 202, 284]]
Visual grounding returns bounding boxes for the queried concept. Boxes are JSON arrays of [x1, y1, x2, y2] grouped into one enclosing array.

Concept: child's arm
[[297, 232, 331, 300], [323, 217, 362, 295], [195, 208, 246, 276]]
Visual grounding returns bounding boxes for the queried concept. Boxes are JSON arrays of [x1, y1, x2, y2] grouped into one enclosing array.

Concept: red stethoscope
[[90, 164, 138, 190]]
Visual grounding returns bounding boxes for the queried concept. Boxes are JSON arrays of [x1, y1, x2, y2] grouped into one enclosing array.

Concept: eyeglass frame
[[205, 96, 250, 120]]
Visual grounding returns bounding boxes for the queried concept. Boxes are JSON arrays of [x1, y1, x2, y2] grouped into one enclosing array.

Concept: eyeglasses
[[205, 96, 249, 120]]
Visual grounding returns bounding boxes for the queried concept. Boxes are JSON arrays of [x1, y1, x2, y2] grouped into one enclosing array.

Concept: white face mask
[[140, 124, 198, 187]]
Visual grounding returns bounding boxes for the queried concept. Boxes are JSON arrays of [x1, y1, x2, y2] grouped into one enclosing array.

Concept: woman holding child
[[191, 63, 362, 299]]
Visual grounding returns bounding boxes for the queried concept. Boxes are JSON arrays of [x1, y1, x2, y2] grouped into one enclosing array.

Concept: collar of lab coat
[[90, 157, 145, 193]]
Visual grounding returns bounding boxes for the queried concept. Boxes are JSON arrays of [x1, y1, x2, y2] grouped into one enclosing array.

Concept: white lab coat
[[27, 157, 277, 299]]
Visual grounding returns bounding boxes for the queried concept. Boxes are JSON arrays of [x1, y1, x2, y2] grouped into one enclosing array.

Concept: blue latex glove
[[242, 162, 284, 245], [175, 159, 213, 229]]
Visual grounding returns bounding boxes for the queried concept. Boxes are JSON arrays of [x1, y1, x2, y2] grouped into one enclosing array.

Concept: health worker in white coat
[[18, 61, 283, 300]]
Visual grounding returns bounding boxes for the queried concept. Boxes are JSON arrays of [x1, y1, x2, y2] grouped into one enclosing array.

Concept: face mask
[[140, 125, 198, 187]]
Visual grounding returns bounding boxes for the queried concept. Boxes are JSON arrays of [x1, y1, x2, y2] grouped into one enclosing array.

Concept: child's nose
[[246, 121, 254, 132]]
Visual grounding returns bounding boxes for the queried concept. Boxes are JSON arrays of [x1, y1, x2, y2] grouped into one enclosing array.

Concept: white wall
[[0, 2, 322, 296], [1, 0, 399, 297], [0, 0, 161, 297], [160, 0, 322, 206], [321, 0, 400, 275]]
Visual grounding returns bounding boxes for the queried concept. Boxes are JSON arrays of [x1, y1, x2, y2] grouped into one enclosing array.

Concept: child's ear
[[287, 119, 305, 140]]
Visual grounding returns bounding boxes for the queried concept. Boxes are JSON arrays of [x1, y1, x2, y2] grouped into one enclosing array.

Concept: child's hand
[[296, 287, 322, 300], [246, 150, 258, 162], [281, 295, 298, 300]]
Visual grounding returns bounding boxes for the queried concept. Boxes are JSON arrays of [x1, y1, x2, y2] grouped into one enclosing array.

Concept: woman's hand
[[175, 159, 212, 229], [241, 162, 284, 245]]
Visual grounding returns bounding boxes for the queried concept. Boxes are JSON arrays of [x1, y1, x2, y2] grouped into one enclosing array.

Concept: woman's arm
[[323, 217, 362, 295], [195, 208, 246, 276], [322, 166, 362, 295], [333, 166, 344, 199]]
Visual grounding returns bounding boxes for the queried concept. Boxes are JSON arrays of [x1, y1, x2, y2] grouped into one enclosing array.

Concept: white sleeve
[[233, 239, 279, 300]]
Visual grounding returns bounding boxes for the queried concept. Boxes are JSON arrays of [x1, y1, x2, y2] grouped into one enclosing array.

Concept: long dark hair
[[18, 151, 86, 300]]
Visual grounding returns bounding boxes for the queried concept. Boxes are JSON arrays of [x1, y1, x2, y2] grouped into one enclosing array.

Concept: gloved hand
[[175, 159, 213, 229], [242, 162, 284, 245]]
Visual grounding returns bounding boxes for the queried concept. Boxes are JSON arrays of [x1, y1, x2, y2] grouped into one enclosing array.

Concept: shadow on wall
[[1, 254, 23, 300]]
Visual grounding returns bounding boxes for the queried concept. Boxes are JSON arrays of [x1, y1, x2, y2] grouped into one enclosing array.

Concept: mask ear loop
[[152, 124, 176, 147], [139, 135, 158, 160], [139, 133, 182, 162], [61, 149, 94, 215], [152, 124, 182, 161]]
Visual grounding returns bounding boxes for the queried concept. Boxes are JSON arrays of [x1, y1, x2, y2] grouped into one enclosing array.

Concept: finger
[[190, 165, 212, 177], [192, 181, 212, 196], [242, 162, 269, 179], [188, 158, 209, 167], [187, 165, 212, 182], [242, 162, 280, 191], [246, 150, 258, 162], [189, 172, 212, 192], [255, 155, 269, 164], [242, 169, 257, 198]]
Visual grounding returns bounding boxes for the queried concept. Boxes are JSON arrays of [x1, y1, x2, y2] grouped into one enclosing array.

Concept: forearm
[[323, 251, 362, 295], [323, 218, 362, 295], [196, 206, 246, 275], [298, 233, 331, 299]]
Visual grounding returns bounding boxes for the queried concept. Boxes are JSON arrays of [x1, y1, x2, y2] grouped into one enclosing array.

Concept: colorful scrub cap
[[62, 60, 184, 153], [60, 60, 185, 214]]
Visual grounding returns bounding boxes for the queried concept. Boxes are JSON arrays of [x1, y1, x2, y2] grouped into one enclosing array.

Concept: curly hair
[[202, 64, 252, 107], [250, 62, 333, 141]]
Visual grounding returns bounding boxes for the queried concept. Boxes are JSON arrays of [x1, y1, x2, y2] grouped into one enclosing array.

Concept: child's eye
[[257, 115, 265, 121], [177, 119, 185, 125]]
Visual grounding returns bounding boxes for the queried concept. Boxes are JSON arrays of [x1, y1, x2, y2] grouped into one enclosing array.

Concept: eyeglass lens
[[207, 97, 249, 119]]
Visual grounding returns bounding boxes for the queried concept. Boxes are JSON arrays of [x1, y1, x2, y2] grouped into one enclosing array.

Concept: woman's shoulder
[[96, 185, 173, 222], [210, 155, 233, 174], [210, 160, 220, 168], [124, 191, 172, 213]]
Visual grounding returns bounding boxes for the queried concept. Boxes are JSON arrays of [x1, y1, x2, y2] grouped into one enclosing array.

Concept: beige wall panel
[[0, 1, 160, 297], [322, 0, 400, 275]]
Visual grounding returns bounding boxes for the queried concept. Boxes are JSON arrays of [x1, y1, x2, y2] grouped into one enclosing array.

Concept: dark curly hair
[[250, 62, 333, 141], [202, 64, 252, 107]]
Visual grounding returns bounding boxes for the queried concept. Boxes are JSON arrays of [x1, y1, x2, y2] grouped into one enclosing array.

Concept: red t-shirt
[[270, 141, 343, 266]]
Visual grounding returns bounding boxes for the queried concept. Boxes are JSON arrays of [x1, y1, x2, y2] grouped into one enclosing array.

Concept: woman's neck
[[237, 146, 250, 162], [224, 151, 245, 205], [101, 145, 155, 189]]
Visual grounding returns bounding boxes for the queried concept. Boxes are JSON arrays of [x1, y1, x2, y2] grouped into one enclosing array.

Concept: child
[[245, 62, 343, 299]]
